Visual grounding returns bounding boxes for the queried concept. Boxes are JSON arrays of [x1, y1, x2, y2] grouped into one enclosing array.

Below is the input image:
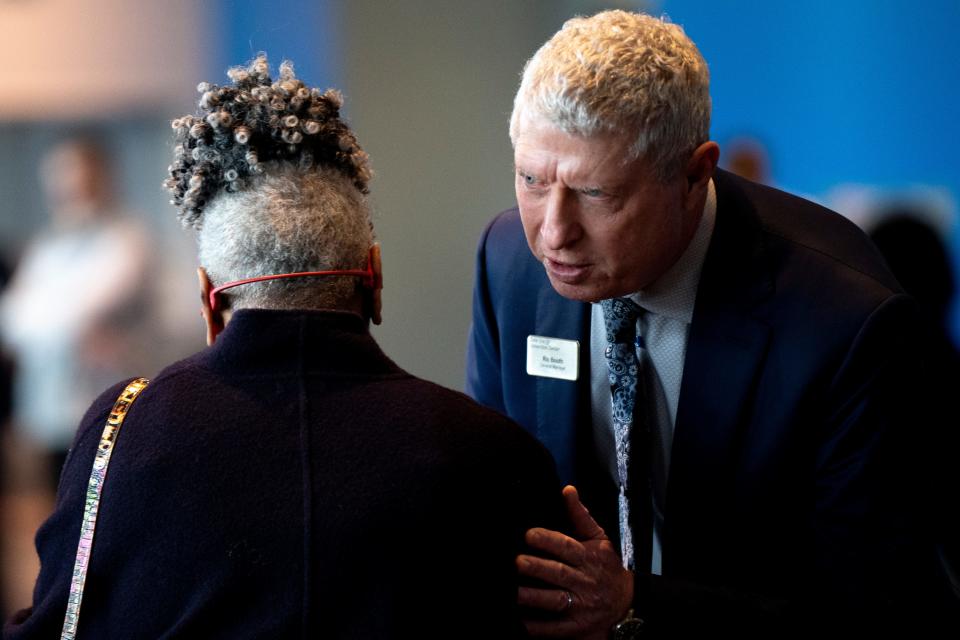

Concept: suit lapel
[[666, 170, 774, 563], [533, 279, 590, 484]]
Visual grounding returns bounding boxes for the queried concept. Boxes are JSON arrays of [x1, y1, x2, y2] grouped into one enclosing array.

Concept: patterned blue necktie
[[601, 297, 651, 571]]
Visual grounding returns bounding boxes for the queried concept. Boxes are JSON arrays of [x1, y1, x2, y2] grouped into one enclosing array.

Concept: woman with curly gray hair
[[164, 55, 379, 336], [5, 56, 565, 639]]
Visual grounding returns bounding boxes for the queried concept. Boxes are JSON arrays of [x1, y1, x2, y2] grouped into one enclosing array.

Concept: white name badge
[[526, 335, 579, 381]]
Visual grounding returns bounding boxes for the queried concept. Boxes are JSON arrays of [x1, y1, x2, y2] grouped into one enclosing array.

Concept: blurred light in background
[[0, 0, 205, 119]]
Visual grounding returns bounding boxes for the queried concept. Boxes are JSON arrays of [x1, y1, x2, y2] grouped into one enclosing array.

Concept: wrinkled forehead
[[512, 116, 644, 186], [512, 108, 637, 167]]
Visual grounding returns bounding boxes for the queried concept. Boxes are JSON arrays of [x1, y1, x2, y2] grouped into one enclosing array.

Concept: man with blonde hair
[[468, 10, 954, 637]]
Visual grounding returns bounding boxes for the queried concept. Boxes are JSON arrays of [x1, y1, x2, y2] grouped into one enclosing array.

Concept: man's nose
[[540, 188, 582, 251]]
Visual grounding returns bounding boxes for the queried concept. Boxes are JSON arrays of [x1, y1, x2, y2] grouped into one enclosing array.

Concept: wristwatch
[[611, 609, 645, 639]]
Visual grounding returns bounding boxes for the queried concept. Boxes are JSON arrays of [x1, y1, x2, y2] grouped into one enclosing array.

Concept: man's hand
[[518, 485, 633, 639]]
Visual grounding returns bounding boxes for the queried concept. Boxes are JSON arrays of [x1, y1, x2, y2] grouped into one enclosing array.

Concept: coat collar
[[198, 308, 402, 378]]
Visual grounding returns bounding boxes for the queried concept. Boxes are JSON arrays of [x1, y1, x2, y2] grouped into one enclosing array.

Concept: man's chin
[[546, 274, 606, 303]]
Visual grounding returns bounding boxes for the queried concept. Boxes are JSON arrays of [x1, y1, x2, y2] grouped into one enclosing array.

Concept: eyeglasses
[[208, 248, 378, 312]]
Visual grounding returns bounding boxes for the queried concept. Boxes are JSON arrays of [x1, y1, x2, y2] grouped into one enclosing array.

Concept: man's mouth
[[543, 256, 591, 283]]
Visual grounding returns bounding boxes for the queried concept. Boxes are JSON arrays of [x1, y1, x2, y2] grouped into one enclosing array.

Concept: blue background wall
[[663, 0, 960, 341], [218, 0, 343, 90], [663, 0, 960, 198]]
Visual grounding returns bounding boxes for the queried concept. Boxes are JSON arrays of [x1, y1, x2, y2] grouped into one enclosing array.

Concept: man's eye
[[581, 187, 604, 197], [522, 173, 538, 186]]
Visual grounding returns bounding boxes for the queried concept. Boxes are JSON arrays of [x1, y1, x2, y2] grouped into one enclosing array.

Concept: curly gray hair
[[509, 10, 711, 181], [165, 55, 374, 311]]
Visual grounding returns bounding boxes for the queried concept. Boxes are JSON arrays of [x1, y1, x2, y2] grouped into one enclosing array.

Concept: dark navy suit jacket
[[467, 169, 953, 635], [7, 310, 565, 639]]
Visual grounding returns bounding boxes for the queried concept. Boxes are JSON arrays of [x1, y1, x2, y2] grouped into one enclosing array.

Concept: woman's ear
[[198, 267, 225, 345], [369, 244, 383, 326]]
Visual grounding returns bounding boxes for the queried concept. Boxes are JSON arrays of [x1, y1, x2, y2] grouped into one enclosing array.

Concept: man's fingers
[[562, 485, 607, 541], [518, 586, 575, 613], [525, 527, 586, 566], [516, 554, 579, 588]]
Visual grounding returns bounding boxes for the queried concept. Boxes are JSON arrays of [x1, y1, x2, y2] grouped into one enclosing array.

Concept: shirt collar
[[626, 178, 716, 323]]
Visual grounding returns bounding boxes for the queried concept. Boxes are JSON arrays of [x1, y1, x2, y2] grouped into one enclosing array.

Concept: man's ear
[[684, 141, 720, 209], [198, 267, 225, 345], [369, 243, 383, 326]]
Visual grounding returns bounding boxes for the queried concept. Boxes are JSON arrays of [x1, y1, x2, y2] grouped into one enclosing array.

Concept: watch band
[[611, 608, 646, 639]]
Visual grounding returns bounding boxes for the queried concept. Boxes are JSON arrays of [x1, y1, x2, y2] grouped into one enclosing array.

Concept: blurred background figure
[[869, 210, 957, 341], [0, 137, 153, 490], [0, 253, 13, 618], [867, 209, 960, 596], [0, 258, 11, 433], [723, 135, 771, 185], [0, 139, 157, 614]]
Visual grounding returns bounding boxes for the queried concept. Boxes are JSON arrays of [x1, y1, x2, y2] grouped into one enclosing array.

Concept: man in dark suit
[[466, 10, 954, 638], [6, 55, 565, 639]]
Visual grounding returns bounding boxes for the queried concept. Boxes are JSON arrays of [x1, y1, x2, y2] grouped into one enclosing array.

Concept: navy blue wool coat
[[7, 310, 565, 639]]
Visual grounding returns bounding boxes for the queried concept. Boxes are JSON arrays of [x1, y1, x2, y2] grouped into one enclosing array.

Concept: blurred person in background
[[869, 209, 960, 597], [723, 135, 770, 186], [0, 252, 13, 435], [0, 255, 11, 428], [0, 137, 153, 491], [5, 56, 565, 639], [0, 253, 13, 618]]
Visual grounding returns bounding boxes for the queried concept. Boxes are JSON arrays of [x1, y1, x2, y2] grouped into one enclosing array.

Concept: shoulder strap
[[61, 377, 150, 640]]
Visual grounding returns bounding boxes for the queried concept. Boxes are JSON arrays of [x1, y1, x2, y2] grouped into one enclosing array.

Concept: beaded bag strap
[[61, 377, 150, 640]]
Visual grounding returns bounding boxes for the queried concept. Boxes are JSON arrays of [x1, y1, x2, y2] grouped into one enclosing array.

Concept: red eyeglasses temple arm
[[208, 259, 377, 311]]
